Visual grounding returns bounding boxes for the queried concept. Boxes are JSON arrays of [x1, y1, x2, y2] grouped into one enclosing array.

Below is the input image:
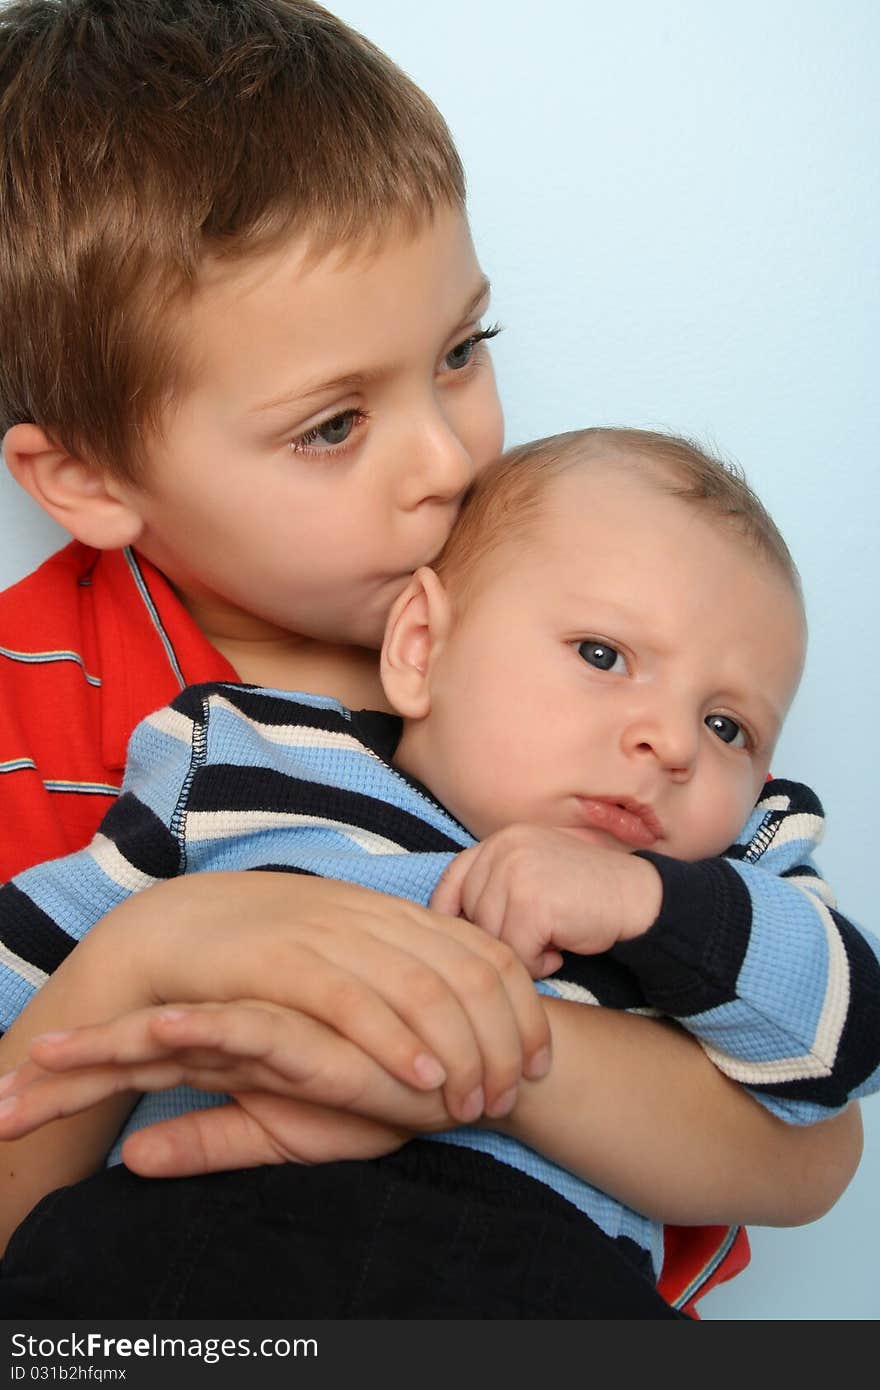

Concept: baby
[[3, 426, 878, 1290]]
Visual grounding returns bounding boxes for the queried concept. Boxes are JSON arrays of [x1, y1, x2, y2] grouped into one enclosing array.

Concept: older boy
[[2, 429, 878, 1317], [0, 1, 861, 1313]]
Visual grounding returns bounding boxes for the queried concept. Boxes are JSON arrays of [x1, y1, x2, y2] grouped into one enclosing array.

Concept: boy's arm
[[495, 996, 863, 1226], [604, 780, 880, 1122], [0, 866, 552, 1251], [1, 690, 551, 1116], [3, 975, 862, 1231]]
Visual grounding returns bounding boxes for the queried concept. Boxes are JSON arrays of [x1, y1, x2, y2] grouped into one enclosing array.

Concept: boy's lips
[[572, 796, 664, 849]]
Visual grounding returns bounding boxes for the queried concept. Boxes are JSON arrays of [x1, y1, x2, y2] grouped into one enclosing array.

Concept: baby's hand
[[431, 826, 663, 976]]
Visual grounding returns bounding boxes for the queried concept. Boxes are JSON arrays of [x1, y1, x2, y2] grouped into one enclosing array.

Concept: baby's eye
[[577, 640, 626, 673], [290, 410, 360, 453], [443, 324, 501, 372], [705, 714, 748, 748]]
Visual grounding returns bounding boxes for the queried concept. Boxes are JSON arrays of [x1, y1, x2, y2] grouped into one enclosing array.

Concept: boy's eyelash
[[465, 322, 502, 349], [285, 325, 501, 456], [288, 409, 368, 456]]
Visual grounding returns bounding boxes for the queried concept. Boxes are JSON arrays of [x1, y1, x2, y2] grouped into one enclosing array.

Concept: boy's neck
[[212, 630, 390, 712], [167, 576, 390, 710]]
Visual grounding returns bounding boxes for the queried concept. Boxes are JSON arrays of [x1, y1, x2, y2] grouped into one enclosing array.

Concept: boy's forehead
[[194, 204, 473, 298], [175, 205, 486, 390], [180, 202, 481, 358]]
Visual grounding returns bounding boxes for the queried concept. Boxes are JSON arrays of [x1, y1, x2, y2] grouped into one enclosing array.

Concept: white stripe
[[545, 979, 663, 1017], [702, 899, 850, 1083], [185, 809, 405, 855], [765, 811, 824, 849], [89, 833, 161, 893], [545, 979, 601, 1006], [145, 705, 197, 745], [700, 1045, 833, 1084], [787, 872, 837, 909], [124, 548, 185, 689], [0, 942, 48, 990], [208, 695, 378, 758], [755, 794, 793, 812], [43, 780, 119, 797]]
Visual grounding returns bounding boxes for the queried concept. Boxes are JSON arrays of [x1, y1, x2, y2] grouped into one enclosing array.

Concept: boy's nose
[[621, 708, 699, 780], [398, 414, 474, 509]]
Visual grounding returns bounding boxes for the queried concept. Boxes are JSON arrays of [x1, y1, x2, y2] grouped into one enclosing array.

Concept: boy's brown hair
[[437, 427, 802, 604], [0, 0, 465, 478]]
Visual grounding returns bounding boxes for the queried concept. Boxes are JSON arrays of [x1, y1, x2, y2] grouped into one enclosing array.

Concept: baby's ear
[[3, 423, 144, 550], [380, 567, 453, 719]]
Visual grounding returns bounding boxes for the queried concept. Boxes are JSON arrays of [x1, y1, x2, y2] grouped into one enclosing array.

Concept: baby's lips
[[573, 797, 661, 848]]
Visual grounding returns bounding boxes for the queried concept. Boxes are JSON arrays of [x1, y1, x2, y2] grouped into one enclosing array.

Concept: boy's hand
[[431, 826, 663, 976], [90, 872, 552, 1125], [0, 1000, 457, 1172]]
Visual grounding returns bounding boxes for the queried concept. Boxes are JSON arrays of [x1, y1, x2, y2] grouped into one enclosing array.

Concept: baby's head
[[1, 0, 502, 647], [383, 428, 806, 860]]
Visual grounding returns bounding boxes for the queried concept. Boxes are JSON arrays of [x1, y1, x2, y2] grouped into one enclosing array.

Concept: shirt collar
[[91, 547, 238, 771]]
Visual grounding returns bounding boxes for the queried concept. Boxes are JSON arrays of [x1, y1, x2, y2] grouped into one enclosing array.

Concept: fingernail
[[0, 1096, 19, 1120], [413, 1053, 447, 1088], [156, 1009, 188, 1023], [486, 1085, 518, 1118], [526, 1046, 551, 1080], [31, 1030, 72, 1047], [458, 1085, 485, 1123]]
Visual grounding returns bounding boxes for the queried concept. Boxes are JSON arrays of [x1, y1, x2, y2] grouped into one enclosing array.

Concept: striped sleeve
[[0, 696, 197, 1034], [607, 780, 880, 1124]]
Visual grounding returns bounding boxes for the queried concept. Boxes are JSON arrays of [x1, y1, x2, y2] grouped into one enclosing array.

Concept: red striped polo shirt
[[0, 539, 748, 1313], [0, 541, 236, 880]]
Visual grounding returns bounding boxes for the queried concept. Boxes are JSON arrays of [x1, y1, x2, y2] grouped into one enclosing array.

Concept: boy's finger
[[31, 990, 450, 1100], [28, 1010, 196, 1072], [0, 1063, 146, 1138], [121, 1102, 277, 1177]]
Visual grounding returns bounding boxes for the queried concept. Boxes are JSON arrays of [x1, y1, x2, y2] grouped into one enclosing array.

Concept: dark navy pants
[[0, 1141, 687, 1319]]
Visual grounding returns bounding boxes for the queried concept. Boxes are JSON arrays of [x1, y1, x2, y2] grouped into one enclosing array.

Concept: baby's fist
[[431, 825, 662, 975]]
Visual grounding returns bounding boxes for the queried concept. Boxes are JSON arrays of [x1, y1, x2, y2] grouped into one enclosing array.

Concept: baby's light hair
[[436, 427, 802, 606], [0, 0, 465, 479]]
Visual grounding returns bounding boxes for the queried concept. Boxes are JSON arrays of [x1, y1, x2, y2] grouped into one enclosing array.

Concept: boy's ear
[[381, 566, 454, 719], [3, 423, 145, 550]]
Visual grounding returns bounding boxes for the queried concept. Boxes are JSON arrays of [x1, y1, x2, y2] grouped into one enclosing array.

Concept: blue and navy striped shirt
[[2, 682, 879, 1276]]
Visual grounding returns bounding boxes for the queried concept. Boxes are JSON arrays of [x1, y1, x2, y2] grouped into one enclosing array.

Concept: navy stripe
[[187, 764, 465, 854], [554, 950, 649, 1009], [0, 882, 78, 975], [758, 779, 824, 818], [611, 856, 753, 1016], [99, 793, 183, 879], [175, 682, 355, 736]]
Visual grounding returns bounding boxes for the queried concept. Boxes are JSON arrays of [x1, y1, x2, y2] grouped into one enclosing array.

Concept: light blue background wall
[[1, 0, 877, 1319]]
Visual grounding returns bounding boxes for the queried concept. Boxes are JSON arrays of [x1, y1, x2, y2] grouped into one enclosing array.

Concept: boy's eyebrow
[[250, 277, 492, 416]]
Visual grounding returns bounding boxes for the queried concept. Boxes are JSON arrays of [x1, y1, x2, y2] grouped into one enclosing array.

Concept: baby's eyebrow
[[250, 276, 492, 416]]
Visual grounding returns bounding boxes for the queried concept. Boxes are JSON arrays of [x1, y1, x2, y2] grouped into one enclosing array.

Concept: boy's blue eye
[[313, 412, 355, 446], [445, 337, 478, 371], [291, 410, 358, 453], [577, 640, 625, 673], [705, 714, 747, 748], [443, 324, 502, 372]]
